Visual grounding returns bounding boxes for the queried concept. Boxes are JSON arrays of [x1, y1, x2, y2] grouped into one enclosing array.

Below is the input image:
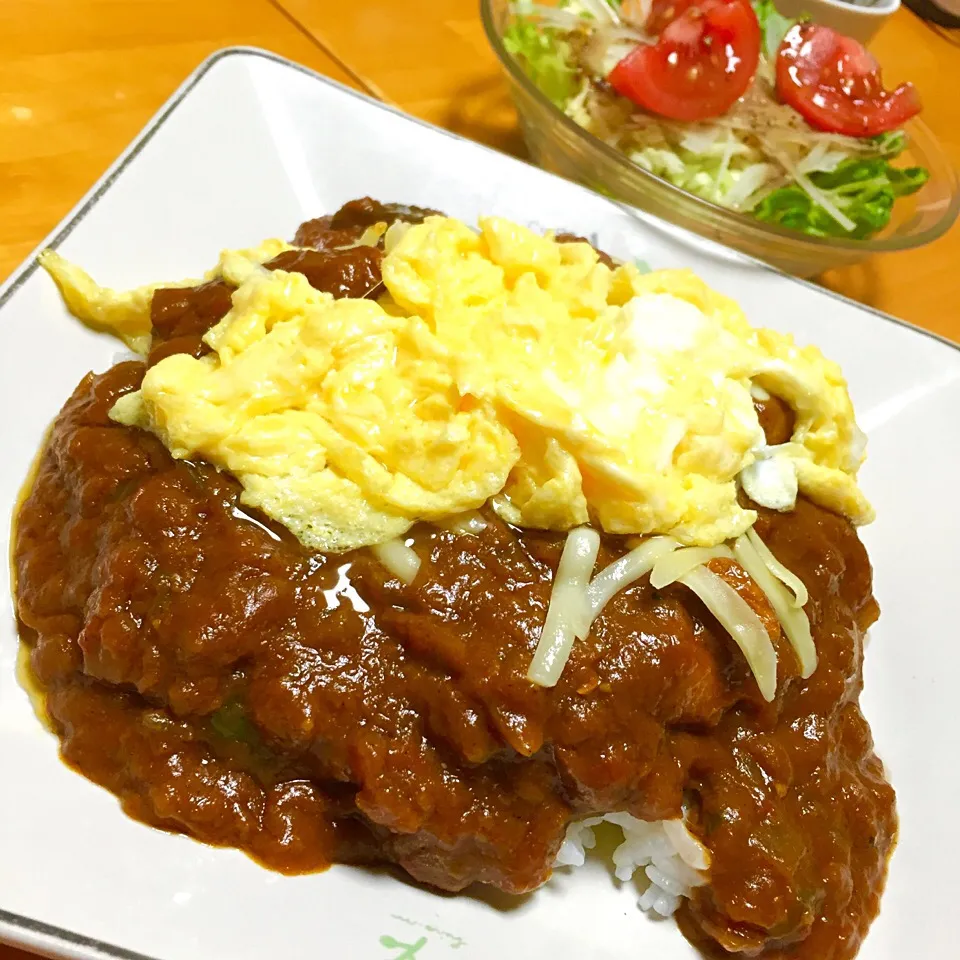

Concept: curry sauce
[[12, 201, 896, 959]]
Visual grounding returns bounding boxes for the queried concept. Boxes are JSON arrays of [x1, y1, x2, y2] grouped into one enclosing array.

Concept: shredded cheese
[[527, 527, 601, 687], [663, 819, 711, 871], [679, 565, 778, 701], [650, 545, 735, 590], [334, 221, 388, 251], [438, 512, 488, 536], [584, 536, 680, 623], [734, 532, 816, 678], [371, 538, 422, 585], [745, 527, 808, 607], [523, 524, 815, 694], [383, 220, 412, 254]]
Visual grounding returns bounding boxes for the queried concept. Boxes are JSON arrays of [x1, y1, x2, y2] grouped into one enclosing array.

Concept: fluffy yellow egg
[[39, 239, 297, 354], [111, 268, 519, 552], [46, 214, 873, 553]]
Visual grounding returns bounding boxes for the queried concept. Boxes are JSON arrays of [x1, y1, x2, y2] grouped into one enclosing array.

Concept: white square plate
[[1, 48, 958, 960]]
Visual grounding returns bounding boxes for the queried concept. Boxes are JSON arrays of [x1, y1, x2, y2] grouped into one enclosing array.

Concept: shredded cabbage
[[504, 0, 930, 239], [503, 15, 579, 108]]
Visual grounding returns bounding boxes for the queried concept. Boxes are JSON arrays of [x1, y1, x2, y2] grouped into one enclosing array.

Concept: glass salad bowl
[[481, 0, 959, 278]]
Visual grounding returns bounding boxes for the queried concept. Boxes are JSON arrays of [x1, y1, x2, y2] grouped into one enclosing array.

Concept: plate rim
[[1, 46, 957, 360], [0, 42, 956, 960], [0, 907, 157, 960]]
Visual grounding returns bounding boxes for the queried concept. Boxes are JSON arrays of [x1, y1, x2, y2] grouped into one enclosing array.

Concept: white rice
[[555, 813, 710, 917]]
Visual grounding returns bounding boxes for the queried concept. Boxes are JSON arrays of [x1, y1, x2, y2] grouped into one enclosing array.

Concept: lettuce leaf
[[753, 157, 930, 239], [751, 0, 797, 60], [503, 16, 579, 108]]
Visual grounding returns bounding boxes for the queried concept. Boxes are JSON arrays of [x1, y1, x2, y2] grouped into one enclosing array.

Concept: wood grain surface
[[2, 0, 958, 336], [0, 0, 359, 282]]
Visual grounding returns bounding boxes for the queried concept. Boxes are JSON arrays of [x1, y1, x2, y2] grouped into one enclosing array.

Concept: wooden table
[[0, 0, 956, 955], [2, 0, 958, 340]]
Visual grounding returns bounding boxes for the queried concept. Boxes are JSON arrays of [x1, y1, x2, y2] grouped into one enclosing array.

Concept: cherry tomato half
[[644, 0, 699, 34], [608, 0, 761, 123], [775, 23, 921, 137]]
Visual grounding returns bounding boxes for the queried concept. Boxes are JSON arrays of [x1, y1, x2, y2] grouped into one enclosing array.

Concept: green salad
[[503, 0, 928, 239]]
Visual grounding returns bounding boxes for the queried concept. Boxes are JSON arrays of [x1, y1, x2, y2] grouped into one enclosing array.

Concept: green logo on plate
[[380, 934, 428, 958]]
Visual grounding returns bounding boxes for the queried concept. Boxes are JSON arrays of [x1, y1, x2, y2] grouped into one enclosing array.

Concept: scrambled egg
[[44, 216, 873, 553], [40, 239, 295, 354]]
